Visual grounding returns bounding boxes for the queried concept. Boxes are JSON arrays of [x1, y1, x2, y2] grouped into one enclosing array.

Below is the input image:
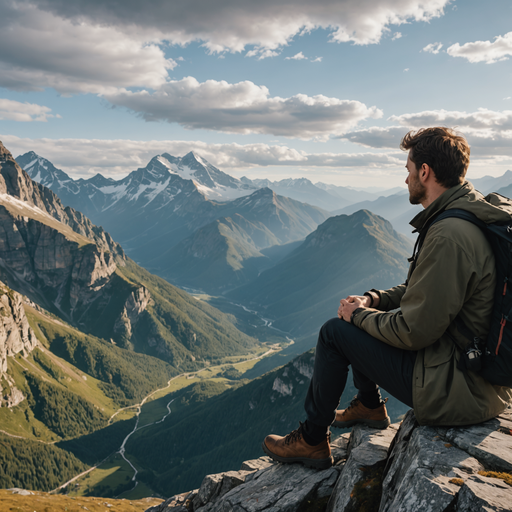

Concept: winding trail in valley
[[228, 302, 295, 345], [53, 345, 280, 495]]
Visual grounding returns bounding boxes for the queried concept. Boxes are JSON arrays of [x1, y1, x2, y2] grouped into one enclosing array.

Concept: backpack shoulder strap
[[407, 208, 486, 281], [416, 208, 490, 366], [429, 208, 486, 231]]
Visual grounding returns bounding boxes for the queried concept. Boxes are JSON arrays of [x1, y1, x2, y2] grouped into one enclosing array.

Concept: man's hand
[[337, 295, 367, 322], [348, 295, 372, 307]]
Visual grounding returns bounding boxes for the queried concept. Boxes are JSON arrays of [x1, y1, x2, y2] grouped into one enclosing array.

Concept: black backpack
[[412, 202, 512, 388]]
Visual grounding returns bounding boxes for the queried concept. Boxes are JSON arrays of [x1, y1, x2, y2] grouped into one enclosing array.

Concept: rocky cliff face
[[0, 207, 117, 313], [1, 143, 123, 256], [0, 281, 38, 407], [0, 141, 153, 349], [113, 286, 151, 341], [147, 407, 512, 512]]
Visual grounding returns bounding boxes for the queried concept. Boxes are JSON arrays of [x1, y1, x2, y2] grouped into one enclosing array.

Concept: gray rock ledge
[[147, 406, 512, 512]]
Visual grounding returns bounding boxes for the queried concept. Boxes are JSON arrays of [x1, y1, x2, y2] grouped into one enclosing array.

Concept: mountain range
[[21, 149, 512, 253], [240, 177, 405, 212], [17, 152, 331, 292], [1, 139, 297, 496], [333, 170, 512, 239], [229, 209, 413, 336], [157, 187, 331, 291], [1, 144, 259, 367], [0, 139, 415, 497]]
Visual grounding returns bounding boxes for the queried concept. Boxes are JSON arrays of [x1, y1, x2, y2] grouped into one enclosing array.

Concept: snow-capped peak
[[16, 151, 76, 193], [151, 151, 258, 201]]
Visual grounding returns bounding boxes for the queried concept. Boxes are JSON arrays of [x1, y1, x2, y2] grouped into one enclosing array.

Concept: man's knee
[[319, 317, 352, 346]]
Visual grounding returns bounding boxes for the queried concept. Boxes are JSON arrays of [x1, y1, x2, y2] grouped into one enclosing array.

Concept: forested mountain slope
[[229, 210, 413, 336], [0, 140, 263, 493], [0, 141, 260, 367], [122, 349, 410, 498]]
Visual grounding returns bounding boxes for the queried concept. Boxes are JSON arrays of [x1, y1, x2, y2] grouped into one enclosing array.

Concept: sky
[[1, 0, 512, 188]]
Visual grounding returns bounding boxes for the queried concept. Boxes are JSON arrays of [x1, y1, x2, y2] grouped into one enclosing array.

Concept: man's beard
[[408, 179, 426, 205]]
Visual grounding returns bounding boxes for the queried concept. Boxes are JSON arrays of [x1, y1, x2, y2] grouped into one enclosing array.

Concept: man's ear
[[419, 163, 431, 182]]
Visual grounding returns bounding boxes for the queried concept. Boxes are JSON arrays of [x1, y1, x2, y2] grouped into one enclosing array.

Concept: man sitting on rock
[[262, 127, 512, 470]]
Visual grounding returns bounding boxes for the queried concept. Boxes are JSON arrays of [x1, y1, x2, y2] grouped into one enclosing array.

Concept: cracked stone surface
[[145, 490, 197, 512], [145, 436, 349, 512], [380, 409, 512, 512], [196, 461, 340, 512], [145, 408, 512, 512], [240, 457, 273, 473], [437, 410, 512, 473], [194, 435, 349, 512], [192, 471, 254, 510], [455, 473, 512, 511], [326, 423, 398, 512]]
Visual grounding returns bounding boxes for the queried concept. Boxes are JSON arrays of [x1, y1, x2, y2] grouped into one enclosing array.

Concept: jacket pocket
[[423, 337, 456, 367]]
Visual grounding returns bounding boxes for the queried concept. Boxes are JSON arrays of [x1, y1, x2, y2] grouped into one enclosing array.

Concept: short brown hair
[[400, 127, 470, 188]]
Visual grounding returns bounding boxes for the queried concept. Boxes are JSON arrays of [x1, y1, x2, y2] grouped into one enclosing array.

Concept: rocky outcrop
[[148, 407, 512, 512], [327, 424, 398, 511], [0, 282, 37, 373], [380, 408, 512, 512], [270, 350, 315, 402], [113, 286, 151, 340], [146, 436, 350, 512], [0, 281, 38, 407], [0, 141, 123, 258], [0, 206, 117, 319], [0, 141, 127, 329]]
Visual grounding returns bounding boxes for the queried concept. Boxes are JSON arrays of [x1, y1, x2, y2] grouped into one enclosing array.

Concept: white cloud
[[389, 108, 512, 130], [286, 52, 308, 60], [0, 1, 175, 94], [341, 126, 407, 148], [19, 0, 449, 53], [403, 68, 409, 72], [1, 134, 402, 179], [284, 53, 323, 62], [422, 42, 443, 54], [340, 111, 512, 160], [0, 98, 56, 122], [447, 32, 512, 64], [245, 48, 280, 60], [104, 76, 383, 139], [392, 32, 402, 40], [0, 0, 450, 95]]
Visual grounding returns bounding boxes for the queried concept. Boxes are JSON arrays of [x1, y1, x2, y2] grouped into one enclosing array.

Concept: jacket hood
[[410, 181, 512, 230]]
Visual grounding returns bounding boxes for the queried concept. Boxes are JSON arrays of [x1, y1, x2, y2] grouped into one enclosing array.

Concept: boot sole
[[332, 417, 391, 429], [261, 442, 333, 470]]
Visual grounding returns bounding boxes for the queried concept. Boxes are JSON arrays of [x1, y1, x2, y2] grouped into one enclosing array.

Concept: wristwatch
[[364, 290, 379, 308]]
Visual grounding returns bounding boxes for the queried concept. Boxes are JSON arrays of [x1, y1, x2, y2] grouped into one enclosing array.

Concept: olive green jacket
[[352, 181, 512, 426]]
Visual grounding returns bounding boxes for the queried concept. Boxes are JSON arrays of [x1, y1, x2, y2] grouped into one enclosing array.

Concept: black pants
[[304, 318, 416, 433]]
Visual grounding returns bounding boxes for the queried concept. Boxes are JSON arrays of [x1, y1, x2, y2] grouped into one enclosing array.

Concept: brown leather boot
[[262, 423, 333, 470], [332, 397, 390, 429]]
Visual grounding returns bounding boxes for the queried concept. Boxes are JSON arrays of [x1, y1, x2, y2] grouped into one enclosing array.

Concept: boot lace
[[283, 423, 331, 445], [344, 396, 361, 413], [284, 423, 304, 445], [345, 395, 388, 413]]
